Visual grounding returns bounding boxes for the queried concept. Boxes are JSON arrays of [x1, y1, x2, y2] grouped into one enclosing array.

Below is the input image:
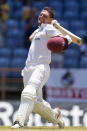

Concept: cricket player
[[12, 7, 72, 128]]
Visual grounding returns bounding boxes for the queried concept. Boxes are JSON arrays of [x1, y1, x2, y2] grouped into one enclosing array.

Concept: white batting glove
[[64, 35, 72, 45], [51, 19, 60, 26]]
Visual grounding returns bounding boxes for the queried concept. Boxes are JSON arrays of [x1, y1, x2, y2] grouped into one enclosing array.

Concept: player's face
[[38, 10, 53, 26]]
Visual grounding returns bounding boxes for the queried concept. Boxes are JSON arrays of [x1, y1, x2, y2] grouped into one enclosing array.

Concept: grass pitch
[[0, 126, 87, 131]]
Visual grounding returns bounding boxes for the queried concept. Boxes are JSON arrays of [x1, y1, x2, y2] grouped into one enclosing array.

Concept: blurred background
[[0, 0, 87, 127]]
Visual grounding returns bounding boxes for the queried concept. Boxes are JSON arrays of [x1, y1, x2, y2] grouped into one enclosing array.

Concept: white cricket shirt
[[25, 24, 62, 68]]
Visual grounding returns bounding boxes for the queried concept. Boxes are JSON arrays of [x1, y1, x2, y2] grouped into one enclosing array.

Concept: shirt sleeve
[[45, 24, 62, 38], [35, 28, 39, 33]]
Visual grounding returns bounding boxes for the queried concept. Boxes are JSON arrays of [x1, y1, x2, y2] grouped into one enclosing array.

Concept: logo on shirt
[[34, 35, 40, 40], [35, 37, 40, 40]]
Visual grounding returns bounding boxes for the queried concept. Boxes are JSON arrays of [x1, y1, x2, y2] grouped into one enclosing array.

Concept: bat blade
[[53, 23, 82, 46]]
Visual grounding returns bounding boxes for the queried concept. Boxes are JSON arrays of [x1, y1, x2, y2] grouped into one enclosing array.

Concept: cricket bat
[[53, 23, 82, 46]]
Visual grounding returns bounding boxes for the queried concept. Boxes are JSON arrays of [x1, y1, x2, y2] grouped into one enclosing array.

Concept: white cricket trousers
[[15, 63, 51, 126], [23, 63, 50, 101]]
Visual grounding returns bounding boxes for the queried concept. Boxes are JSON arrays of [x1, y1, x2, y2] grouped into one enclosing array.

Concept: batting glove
[[64, 35, 72, 45], [51, 19, 60, 26]]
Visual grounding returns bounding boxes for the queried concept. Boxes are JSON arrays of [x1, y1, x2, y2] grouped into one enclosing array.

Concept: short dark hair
[[42, 7, 54, 18]]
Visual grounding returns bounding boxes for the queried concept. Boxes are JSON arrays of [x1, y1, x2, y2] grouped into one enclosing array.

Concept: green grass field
[[0, 126, 87, 131]]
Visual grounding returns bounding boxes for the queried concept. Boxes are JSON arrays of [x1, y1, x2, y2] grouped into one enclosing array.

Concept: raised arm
[[29, 31, 37, 42]]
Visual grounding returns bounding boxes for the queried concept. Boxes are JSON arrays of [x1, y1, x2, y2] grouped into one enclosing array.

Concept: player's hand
[[51, 19, 60, 26], [64, 35, 72, 44]]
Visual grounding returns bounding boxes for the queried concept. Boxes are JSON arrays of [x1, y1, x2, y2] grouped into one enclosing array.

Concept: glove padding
[[64, 35, 72, 44], [51, 19, 60, 26]]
